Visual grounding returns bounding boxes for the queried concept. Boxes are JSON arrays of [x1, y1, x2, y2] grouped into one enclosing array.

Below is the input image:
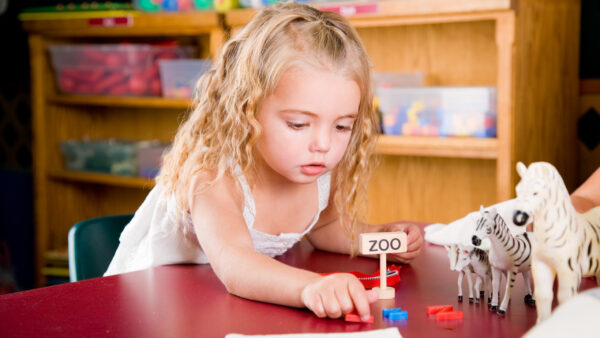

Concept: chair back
[[68, 214, 133, 282]]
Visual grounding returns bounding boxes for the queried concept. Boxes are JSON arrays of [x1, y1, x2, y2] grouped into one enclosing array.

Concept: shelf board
[[375, 135, 498, 159], [41, 267, 70, 278], [49, 94, 193, 109], [225, 0, 512, 28], [45, 250, 68, 265], [22, 11, 221, 36], [49, 170, 155, 189]]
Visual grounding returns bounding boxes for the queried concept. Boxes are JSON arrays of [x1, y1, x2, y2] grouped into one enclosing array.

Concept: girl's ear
[[516, 162, 527, 178]]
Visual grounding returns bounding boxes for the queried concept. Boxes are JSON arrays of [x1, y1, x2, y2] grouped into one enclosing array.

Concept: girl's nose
[[309, 128, 331, 153]]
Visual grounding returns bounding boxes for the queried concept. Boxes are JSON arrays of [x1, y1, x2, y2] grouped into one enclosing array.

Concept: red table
[[0, 232, 596, 337]]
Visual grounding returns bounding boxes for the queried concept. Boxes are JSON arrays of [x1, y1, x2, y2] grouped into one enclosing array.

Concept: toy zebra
[[472, 207, 536, 315], [445, 244, 491, 303], [445, 244, 474, 302], [456, 244, 492, 304], [513, 161, 600, 323]]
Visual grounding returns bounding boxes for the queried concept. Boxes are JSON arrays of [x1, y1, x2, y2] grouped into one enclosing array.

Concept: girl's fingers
[[335, 287, 354, 315], [313, 296, 327, 318], [320, 289, 342, 318], [302, 288, 326, 318], [366, 289, 379, 303], [348, 281, 372, 321], [390, 249, 419, 263]]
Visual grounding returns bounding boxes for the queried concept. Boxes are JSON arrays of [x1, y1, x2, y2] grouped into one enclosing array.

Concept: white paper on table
[[523, 287, 600, 338], [226, 327, 402, 338]]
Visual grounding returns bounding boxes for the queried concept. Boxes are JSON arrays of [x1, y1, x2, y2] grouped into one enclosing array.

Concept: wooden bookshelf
[[24, 10, 224, 286]]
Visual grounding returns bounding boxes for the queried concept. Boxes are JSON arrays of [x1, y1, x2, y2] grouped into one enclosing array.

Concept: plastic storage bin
[[137, 141, 170, 178], [49, 43, 193, 97], [158, 59, 212, 98], [60, 139, 139, 176], [372, 72, 424, 89], [376, 87, 497, 138]]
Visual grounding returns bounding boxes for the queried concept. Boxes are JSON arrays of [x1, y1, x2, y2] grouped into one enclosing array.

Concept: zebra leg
[[474, 276, 482, 304], [498, 268, 518, 315], [457, 271, 463, 302], [532, 259, 556, 324], [487, 274, 492, 304], [522, 270, 536, 306], [556, 266, 579, 306], [490, 268, 502, 311], [466, 269, 474, 303]]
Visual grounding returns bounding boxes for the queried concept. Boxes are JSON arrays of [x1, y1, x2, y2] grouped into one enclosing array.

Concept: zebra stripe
[[491, 212, 532, 266]]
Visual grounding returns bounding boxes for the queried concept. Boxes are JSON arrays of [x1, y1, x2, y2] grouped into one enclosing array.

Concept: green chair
[[68, 214, 133, 282]]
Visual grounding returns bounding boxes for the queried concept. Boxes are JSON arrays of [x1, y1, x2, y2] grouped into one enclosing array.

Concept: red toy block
[[344, 312, 374, 323], [426, 305, 453, 315], [435, 311, 463, 320]]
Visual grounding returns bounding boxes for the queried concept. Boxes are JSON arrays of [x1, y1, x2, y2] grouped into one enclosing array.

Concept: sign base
[[373, 286, 395, 299]]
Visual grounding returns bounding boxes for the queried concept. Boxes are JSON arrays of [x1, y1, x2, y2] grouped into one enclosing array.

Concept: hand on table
[[383, 222, 423, 264], [301, 273, 378, 321]]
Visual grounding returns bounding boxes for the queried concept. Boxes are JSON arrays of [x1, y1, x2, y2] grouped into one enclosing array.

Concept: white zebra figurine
[[445, 244, 474, 302], [472, 207, 536, 315], [445, 244, 491, 303], [513, 161, 600, 323], [455, 244, 492, 304]]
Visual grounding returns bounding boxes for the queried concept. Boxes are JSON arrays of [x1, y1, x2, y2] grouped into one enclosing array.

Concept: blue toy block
[[382, 308, 403, 318], [388, 311, 408, 320]]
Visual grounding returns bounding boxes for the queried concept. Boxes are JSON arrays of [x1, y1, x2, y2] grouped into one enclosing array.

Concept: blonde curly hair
[[158, 2, 378, 247]]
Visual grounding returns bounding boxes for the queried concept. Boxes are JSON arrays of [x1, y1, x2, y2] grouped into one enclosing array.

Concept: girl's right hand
[[300, 273, 378, 321]]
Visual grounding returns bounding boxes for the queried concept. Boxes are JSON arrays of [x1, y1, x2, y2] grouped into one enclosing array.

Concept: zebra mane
[[493, 211, 506, 229], [526, 162, 570, 203]]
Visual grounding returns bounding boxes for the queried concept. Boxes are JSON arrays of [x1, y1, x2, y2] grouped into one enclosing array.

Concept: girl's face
[[256, 64, 361, 184]]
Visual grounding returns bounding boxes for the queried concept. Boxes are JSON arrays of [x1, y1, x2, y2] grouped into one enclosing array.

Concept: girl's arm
[[307, 194, 423, 264], [188, 173, 376, 321], [571, 167, 600, 213]]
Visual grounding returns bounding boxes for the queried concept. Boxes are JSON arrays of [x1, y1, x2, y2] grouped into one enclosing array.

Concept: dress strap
[[233, 165, 257, 230]]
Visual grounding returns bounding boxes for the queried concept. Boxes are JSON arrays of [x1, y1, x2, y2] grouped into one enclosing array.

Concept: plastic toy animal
[[513, 161, 600, 323], [472, 207, 536, 315], [445, 244, 491, 303], [445, 244, 474, 302], [456, 244, 492, 304]]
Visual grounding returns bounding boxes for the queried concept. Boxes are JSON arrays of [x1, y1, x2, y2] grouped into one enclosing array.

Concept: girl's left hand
[[382, 223, 423, 264]]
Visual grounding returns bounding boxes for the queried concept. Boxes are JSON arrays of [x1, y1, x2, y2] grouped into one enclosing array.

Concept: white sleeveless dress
[[104, 170, 331, 276]]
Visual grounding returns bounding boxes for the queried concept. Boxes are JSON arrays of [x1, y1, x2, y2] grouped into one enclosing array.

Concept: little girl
[[105, 2, 423, 322]]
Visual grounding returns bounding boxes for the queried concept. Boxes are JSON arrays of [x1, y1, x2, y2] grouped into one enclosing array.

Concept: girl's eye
[[335, 124, 352, 132], [286, 121, 307, 130]]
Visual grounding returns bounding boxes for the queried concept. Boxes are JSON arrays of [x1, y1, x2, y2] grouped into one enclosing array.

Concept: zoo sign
[[359, 232, 408, 255]]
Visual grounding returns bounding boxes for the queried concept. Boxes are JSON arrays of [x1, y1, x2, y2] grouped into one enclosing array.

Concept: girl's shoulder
[[188, 169, 244, 214]]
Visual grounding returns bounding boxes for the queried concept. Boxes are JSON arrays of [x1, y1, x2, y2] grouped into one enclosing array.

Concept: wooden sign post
[[359, 232, 408, 299]]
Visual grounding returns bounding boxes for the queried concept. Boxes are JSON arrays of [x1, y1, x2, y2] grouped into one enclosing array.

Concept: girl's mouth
[[301, 163, 325, 176]]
